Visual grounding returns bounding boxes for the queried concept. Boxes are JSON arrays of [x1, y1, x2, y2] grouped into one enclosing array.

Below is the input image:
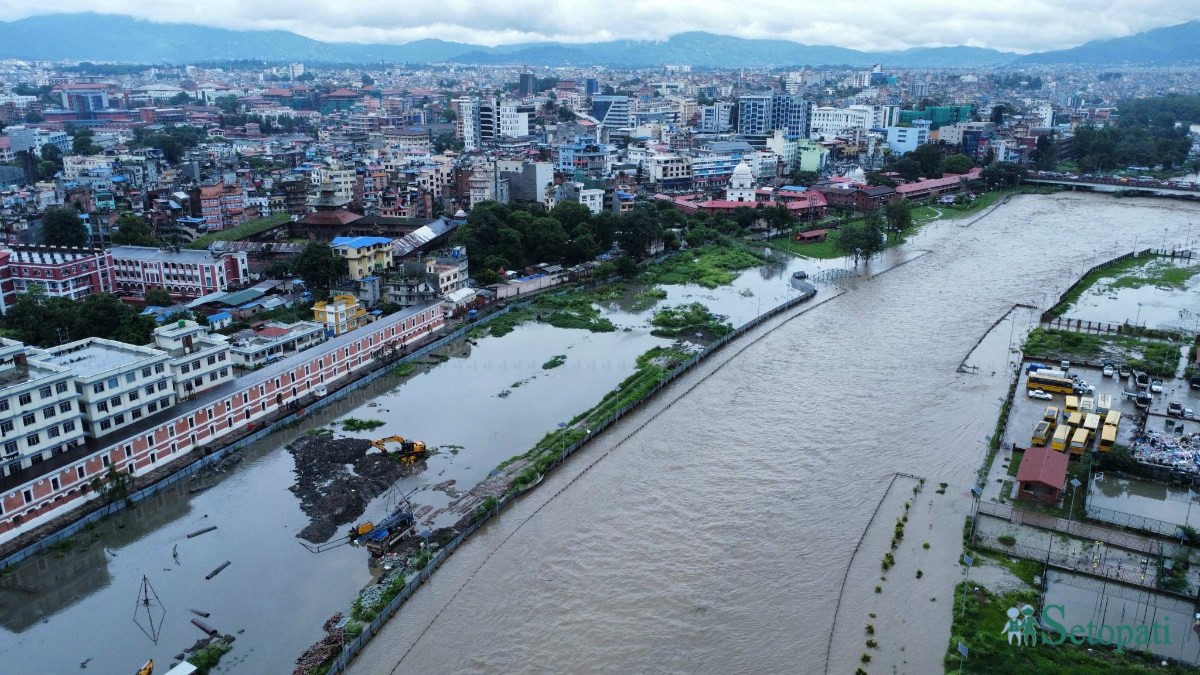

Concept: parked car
[[1060, 360, 1071, 371], [1191, 376, 1200, 390], [1119, 365, 1132, 379], [1186, 408, 1196, 420], [791, 270, 808, 280], [1169, 402, 1184, 417], [1028, 389, 1053, 400], [1151, 378, 1164, 393], [1102, 365, 1115, 377], [1026, 362, 1048, 373]]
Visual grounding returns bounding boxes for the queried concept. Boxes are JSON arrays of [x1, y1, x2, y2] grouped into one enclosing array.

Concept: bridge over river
[[1026, 175, 1200, 198]]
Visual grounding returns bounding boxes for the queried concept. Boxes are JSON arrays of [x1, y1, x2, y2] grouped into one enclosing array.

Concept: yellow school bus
[[1067, 412, 1084, 430], [1097, 394, 1113, 416], [1104, 410, 1121, 429], [1065, 395, 1080, 413], [1083, 413, 1102, 436], [1098, 425, 1117, 453], [1051, 425, 1071, 452], [1032, 420, 1054, 446], [1069, 428, 1091, 455], [1043, 406, 1059, 423]]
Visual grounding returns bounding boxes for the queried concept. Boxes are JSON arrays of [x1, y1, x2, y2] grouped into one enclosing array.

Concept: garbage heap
[[1132, 430, 1200, 474]]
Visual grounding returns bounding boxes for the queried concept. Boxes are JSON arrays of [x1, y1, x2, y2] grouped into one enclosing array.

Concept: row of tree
[[2, 288, 158, 347], [1071, 95, 1200, 172]]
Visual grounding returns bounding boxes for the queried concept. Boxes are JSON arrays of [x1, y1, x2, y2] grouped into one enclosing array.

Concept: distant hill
[[1020, 21, 1200, 65], [0, 13, 1195, 67]]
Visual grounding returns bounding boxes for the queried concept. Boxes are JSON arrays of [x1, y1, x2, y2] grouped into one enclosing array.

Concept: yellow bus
[[1065, 395, 1080, 413], [1032, 420, 1054, 446], [1096, 393, 1113, 416], [1067, 411, 1084, 430], [1051, 425, 1071, 452], [1104, 410, 1121, 429], [1080, 397, 1095, 417], [1043, 406, 1059, 423], [1083, 413, 1102, 436], [1098, 425, 1117, 453], [1069, 428, 1091, 455], [1029, 373, 1075, 395]]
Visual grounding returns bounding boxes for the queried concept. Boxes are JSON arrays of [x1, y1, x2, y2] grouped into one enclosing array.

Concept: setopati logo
[[1003, 604, 1169, 653]]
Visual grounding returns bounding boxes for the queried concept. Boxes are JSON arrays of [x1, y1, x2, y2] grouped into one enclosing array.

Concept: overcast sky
[[1, 1, 1198, 52]]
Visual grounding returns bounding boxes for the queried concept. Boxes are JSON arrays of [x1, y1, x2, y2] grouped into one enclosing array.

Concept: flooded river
[[4, 192, 1199, 674], [345, 192, 1200, 675]]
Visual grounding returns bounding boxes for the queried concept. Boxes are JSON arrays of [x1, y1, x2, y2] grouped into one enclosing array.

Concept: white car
[[1186, 408, 1196, 420], [1151, 379, 1164, 393], [1028, 389, 1053, 400], [1102, 365, 1115, 377]]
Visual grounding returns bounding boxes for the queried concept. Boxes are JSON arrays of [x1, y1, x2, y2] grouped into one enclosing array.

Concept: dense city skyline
[[0, 2, 1198, 53]]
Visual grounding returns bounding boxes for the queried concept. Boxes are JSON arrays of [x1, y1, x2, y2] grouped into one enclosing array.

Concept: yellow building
[[331, 236, 394, 281], [312, 294, 372, 336]]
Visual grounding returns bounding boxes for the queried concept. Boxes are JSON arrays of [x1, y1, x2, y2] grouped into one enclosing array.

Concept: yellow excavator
[[371, 435, 426, 464]]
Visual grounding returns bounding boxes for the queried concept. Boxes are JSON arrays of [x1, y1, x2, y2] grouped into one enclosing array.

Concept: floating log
[[189, 609, 210, 618], [187, 526, 218, 539], [188, 485, 213, 495], [191, 618, 219, 636], [205, 561, 231, 580]]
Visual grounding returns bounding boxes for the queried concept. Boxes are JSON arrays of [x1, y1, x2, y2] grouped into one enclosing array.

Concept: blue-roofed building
[[331, 236, 394, 280], [205, 311, 233, 330]]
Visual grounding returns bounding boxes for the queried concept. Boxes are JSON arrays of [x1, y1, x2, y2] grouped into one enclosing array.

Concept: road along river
[[347, 192, 1200, 675]]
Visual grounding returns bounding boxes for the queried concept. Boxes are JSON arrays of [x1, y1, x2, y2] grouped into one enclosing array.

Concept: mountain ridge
[[0, 13, 1195, 67]]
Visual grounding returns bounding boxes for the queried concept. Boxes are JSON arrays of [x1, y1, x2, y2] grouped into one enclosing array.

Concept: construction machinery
[[348, 489, 418, 557], [371, 435, 426, 464]]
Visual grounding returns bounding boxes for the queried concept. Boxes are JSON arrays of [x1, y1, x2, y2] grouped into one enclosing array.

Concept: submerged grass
[[639, 245, 765, 288], [341, 418, 386, 432], [649, 303, 733, 339]]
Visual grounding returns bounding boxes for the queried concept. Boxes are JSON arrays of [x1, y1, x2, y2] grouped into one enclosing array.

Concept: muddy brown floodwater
[[346, 193, 1200, 675]]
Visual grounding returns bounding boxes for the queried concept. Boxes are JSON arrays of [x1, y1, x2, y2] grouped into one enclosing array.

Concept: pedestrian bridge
[[810, 268, 858, 283], [1025, 177, 1200, 198]]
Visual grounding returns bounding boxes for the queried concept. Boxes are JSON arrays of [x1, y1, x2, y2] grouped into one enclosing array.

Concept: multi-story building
[[149, 320, 233, 400], [38, 338, 174, 439], [312, 294, 371, 336], [700, 102, 733, 133], [226, 320, 325, 369], [556, 137, 614, 178], [331, 236, 394, 281], [648, 154, 691, 191], [590, 95, 631, 131], [0, 339, 85, 477], [737, 94, 809, 138], [0, 245, 115, 307], [885, 120, 932, 156], [110, 246, 249, 300], [451, 97, 481, 151], [736, 94, 773, 136], [808, 106, 872, 141], [498, 101, 536, 139], [0, 302, 444, 542]]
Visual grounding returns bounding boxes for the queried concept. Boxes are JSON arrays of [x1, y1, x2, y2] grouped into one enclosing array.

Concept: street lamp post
[[1067, 477, 1082, 531], [960, 554, 974, 618], [1136, 302, 1143, 326], [1163, 227, 1169, 252], [558, 421, 567, 461]]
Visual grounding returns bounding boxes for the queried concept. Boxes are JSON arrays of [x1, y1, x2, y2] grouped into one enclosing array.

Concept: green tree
[[71, 130, 98, 156], [214, 94, 240, 114], [263, 259, 294, 279], [833, 212, 885, 265], [2, 291, 156, 347], [884, 201, 914, 241], [910, 143, 944, 177], [293, 242, 348, 299], [40, 143, 63, 165], [432, 132, 464, 154], [891, 157, 922, 182], [941, 153, 974, 174], [41, 207, 88, 247], [616, 207, 663, 258], [167, 92, 193, 105], [112, 213, 159, 246], [361, 74, 375, 86], [1029, 135, 1059, 171], [144, 288, 174, 307], [789, 170, 821, 187], [36, 160, 58, 180]]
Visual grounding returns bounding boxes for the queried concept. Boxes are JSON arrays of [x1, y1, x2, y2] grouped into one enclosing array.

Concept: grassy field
[[1045, 252, 1158, 319], [1107, 259, 1200, 291]]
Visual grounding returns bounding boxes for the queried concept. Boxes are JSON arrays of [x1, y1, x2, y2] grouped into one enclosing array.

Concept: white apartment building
[[808, 107, 871, 141], [227, 320, 326, 369], [451, 97, 481, 151], [0, 339, 85, 477], [38, 338, 174, 439], [311, 165, 357, 204], [498, 102, 535, 138], [885, 120, 932, 156], [150, 320, 233, 400], [648, 154, 691, 186]]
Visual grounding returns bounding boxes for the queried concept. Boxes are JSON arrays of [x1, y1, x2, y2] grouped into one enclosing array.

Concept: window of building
[[55, 382, 68, 394], [157, 381, 167, 391], [58, 401, 70, 413], [42, 406, 55, 419], [132, 409, 142, 420], [97, 401, 108, 413], [148, 401, 157, 412], [3, 441, 17, 456], [76, 466, 85, 480], [102, 455, 110, 467], [92, 383, 104, 394], [18, 392, 31, 405], [107, 378, 118, 389], [22, 489, 32, 504], [26, 433, 39, 446], [99, 420, 111, 431], [21, 413, 35, 426], [38, 386, 51, 399], [0, 399, 8, 412], [109, 396, 121, 407], [48, 426, 60, 438], [128, 391, 139, 401], [142, 367, 151, 377], [144, 385, 154, 395], [125, 373, 136, 384], [63, 420, 75, 432], [0, 421, 12, 435], [114, 414, 125, 425], [155, 364, 165, 373]]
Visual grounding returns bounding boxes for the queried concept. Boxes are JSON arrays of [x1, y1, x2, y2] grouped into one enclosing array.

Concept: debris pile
[[1132, 430, 1200, 473], [288, 435, 424, 543], [293, 613, 345, 675]]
